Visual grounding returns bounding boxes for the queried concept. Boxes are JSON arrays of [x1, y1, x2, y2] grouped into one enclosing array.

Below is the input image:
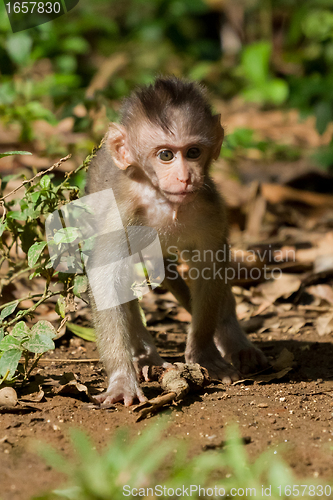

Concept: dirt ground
[[1, 304, 333, 500]]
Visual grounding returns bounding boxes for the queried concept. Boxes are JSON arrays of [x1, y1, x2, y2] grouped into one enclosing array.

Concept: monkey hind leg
[[214, 289, 269, 375], [129, 300, 171, 377]]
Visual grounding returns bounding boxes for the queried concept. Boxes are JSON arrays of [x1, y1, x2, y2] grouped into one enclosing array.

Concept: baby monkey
[[86, 77, 267, 406]]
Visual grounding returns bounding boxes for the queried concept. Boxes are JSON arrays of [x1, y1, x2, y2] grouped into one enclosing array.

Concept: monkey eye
[[158, 150, 174, 161], [186, 147, 201, 159]]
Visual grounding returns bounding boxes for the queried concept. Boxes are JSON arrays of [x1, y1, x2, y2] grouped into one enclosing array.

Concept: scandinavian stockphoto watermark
[[3, 0, 80, 32], [165, 245, 295, 282], [45, 189, 165, 311]]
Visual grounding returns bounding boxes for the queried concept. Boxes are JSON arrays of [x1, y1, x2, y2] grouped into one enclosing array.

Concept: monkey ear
[[106, 123, 134, 170], [212, 114, 224, 160]]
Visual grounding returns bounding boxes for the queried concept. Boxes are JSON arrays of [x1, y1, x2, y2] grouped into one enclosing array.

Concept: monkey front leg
[[93, 300, 165, 406], [184, 263, 240, 383]]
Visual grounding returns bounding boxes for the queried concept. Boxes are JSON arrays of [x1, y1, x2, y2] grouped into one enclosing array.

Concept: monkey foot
[[93, 373, 147, 406], [224, 345, 269, 376], [185, 342, 239, 384]]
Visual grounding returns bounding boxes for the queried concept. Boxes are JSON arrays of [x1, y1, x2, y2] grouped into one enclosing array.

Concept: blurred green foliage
[[0, 0, 333, 158], [239, 42, 289, 105], [33, 422, 329, 500]]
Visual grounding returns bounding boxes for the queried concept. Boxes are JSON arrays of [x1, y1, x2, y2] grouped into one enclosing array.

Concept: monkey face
[[107, 103, 223, 207], [107, 120, 212, 206], [146, 139, 208, 205]]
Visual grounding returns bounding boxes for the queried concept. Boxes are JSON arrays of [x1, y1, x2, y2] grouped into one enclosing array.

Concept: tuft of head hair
[[120, 77, 215, 136]]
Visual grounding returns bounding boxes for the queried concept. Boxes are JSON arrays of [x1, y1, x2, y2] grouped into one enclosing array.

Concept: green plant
[[33, 422, 330, 500], [239, 41, 289, 106], [286, 2, 333, 134], [0, 152, 90, 384], [222, 128, 267, 160], [312, 137, 333, 171], [221, 128, 300, 163]]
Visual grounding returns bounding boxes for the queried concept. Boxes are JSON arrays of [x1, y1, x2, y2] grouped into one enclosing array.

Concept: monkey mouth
[[161, 189, 197, 204]]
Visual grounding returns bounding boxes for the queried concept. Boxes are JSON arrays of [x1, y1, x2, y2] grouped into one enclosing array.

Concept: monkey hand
[[93, 369, 147, 407], [185, 341, 240, 384]]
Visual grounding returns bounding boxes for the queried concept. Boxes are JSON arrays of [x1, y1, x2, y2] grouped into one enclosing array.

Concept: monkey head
[[106, 77, 224, 206]]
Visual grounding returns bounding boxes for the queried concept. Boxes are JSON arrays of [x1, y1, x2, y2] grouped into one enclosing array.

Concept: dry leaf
[[0, 387, 18, 407], [170, 308, 192, 323], [86, 53, 128, 98], [21, 388, 45, 403], [271, 348, 295, 371], [258, 274, 301, 304], [256, 366, 293, 383], [315, 313, 333, 336], [261, 183, 333, 208], [55, 372, 90, 399], [314, 254, 333, 274], [307, 285, 333, 306]]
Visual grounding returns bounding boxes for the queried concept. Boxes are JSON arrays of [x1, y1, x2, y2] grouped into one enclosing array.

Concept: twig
[[0, 155, 71, 203], [0, 154, 71, 225], [298, 305, 333, 312], [56, 315, 69, 334], [58, 146, 100, 188], [0, 291, 59, 312], [26, 352, 44, 379], [37, 358, 100, 363], [3, 291, 60, 328], [134, 392, 177, 422], [0, 265, 38, 293]]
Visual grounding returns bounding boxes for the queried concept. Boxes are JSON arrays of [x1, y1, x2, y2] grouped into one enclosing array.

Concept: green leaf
[[11, 321, 30, 339], [139, 304, 147, 327], [0, 328, 3, 342], [66, 322, 96, 342], [55, 296, 66, 319], [0, 173, 23, 191], [52, 486, 82, 499], [265, 79, 289, 105], [40, 175, 51, 190], [0, 301, 19, 321], [62, 36, 90, 54], [73, 275, 88, 297], [315, 101, 333, 135], [242, 79, 288, 106], [0, 335, 21, 351], [28, 241, 47, 267], [312, 141, 333, 170], [6, 32, 33, 67], [241, 41, 271, 85], [30, 191, 41, 204], [0, 349, 22, 378], [0, 221, 7, 237], [6, 211, 28, 221], [0, 151, 32, 159], [31, 320, 57, 339], [189, 61, 213, 81], [54, 227, 81, 244], [302, 9, 333, 41], [242, 87, 267, 104], [23, 333, 55, 354]]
